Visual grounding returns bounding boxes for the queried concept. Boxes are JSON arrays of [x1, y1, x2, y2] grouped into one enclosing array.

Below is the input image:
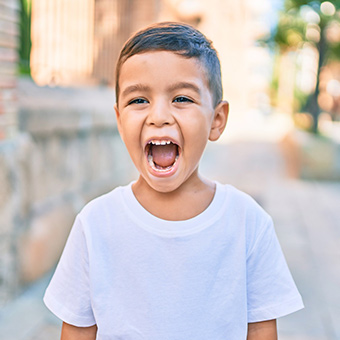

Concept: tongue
[[151, 144, 177, 167]]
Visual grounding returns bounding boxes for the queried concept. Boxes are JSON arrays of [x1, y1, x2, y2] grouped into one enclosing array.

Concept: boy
[[44, 22, 304, 339]]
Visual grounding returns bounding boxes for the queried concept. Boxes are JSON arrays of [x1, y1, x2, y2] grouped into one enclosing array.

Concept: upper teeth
[[149, 140, 172, 145]]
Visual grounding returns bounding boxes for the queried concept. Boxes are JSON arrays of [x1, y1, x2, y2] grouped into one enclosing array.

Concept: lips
[[145, 139, 180, 173]]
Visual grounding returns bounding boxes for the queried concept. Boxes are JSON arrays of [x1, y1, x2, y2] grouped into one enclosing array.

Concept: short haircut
[[115, 22, 223, 107]]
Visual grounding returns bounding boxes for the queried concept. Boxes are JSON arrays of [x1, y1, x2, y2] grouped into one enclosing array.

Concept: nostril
[[146, 106, 174, 126], [147, 116, 172, 127]]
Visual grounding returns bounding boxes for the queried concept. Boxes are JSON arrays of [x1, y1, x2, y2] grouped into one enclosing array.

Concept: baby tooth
[[150, 140, 172, 145]]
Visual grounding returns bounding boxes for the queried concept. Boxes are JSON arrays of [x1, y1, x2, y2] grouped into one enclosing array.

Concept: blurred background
[[0, 0, 340, 339]]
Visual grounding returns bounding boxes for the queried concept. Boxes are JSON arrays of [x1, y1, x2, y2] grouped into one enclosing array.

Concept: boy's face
[[115, 51, 228, 194]]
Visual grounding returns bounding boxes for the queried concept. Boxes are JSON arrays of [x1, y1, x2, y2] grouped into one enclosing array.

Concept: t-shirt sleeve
[[43, 215, 96, 327], [246, 216, 304, 323]]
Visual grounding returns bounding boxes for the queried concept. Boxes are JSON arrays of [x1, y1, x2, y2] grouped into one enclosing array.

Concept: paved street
[[1, 135, 340, 339], [201, 140, 340, 340]]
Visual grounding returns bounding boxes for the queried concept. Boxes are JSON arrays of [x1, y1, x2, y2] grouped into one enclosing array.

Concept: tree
[[271, 0, 340, 133], [19, 0, 32, 75]]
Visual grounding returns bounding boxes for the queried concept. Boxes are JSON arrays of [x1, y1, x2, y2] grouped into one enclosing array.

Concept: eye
[[128, 98, 149, 105], [173, 96, 194, 103]]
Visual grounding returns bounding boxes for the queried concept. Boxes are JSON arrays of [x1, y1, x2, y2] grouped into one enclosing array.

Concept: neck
[[132, 172, 216, 221]]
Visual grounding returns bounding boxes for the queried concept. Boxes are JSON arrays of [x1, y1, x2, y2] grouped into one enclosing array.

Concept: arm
[[247, 319, 277, 340], [61, 322, 97, 340]]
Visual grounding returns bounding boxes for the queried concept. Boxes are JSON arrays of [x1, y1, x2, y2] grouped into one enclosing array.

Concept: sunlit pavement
[[202, 114, 340, 339], [1, 116, 340, 339]]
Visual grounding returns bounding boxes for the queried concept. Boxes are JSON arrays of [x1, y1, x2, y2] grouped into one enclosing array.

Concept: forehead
[[118, 51, 209, 90]]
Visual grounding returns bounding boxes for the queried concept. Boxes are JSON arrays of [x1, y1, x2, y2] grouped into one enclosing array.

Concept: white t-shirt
[[44, 182, 303, 339]]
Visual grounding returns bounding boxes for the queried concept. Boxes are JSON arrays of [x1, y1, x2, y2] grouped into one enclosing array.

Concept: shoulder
[[78, 183, 130, 222], [216, 182, 273, 250], [218, 182, 270, 221]]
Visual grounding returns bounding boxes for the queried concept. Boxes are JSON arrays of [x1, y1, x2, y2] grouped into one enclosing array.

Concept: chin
[[150, 182, 180, 194], [145, 176, 183, 194]]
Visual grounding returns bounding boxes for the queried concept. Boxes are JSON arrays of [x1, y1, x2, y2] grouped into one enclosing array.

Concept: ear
[[114, 103, 124, 140], [209, 100, 229, 141]]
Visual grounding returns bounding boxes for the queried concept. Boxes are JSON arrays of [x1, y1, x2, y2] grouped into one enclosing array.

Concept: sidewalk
[[1, 135, 340, 339], [0, 272, 61, 340], [201, 139, 340, 340]]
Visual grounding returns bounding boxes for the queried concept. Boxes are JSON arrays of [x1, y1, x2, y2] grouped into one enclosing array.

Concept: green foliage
[[274, 15, 306, 50], [19, 0, 32, 75], [329, 41, 340, 60], [285, 0, 340, 11], [294, 87, 309, 111], [268, 0, 340, 132], [271, 0, 340, 55], [285, 0, 310, 10]]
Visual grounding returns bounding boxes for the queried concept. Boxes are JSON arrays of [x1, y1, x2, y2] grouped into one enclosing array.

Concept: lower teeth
[[148, 155, 178, 172]]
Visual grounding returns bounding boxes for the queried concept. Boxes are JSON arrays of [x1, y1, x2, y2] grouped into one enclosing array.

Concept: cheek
[[190, 117, 212, 141], [120, 115, 140, 138]]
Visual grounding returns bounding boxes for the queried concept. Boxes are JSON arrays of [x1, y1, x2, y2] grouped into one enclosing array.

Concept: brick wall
[[0, 0, 20, 139]]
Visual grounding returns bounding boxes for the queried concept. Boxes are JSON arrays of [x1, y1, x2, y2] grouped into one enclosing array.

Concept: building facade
[[30, 0, 159, 87]]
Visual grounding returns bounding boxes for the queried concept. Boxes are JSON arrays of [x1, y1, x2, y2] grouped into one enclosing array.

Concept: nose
[[146, 100, 175, 127]]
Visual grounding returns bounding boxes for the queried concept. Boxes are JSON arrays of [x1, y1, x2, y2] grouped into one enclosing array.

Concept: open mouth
[[145, 140, 180, 172]]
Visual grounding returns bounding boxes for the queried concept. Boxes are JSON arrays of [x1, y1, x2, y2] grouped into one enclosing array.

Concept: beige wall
[[30, 0, 95, 86], [30, 0, 160, 87]]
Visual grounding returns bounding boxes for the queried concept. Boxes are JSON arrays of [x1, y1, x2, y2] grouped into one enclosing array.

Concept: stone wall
[[0, 79, 136, 306]]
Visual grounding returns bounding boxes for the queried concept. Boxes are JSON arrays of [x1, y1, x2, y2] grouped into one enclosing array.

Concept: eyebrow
[[121, 84, 151, 98], [120, 81, 202, 98], [167, 82, 201, 95]]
